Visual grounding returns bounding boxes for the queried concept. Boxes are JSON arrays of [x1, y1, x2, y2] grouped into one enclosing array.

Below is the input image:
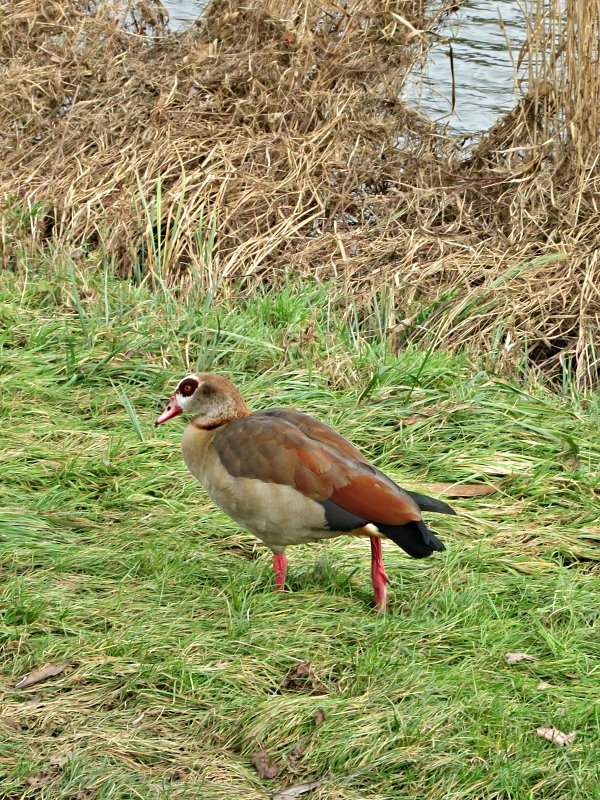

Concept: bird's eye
[[178, 379, 198, 397]]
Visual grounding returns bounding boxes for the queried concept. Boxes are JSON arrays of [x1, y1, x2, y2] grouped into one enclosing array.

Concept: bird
[[155, 372, 455, 610]]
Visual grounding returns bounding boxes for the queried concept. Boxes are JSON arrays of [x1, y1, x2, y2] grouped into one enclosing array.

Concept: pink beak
[[155, 395, 183, 426]]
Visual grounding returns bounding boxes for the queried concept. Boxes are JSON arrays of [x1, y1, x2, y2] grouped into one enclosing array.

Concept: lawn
[[1, 260, 599, 799]]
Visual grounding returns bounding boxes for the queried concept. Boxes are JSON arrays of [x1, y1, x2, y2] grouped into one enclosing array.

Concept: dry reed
[[1, 0, 599, 385]]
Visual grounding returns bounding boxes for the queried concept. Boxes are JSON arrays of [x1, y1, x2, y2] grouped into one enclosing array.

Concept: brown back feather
[[213, 409, 420, 525]]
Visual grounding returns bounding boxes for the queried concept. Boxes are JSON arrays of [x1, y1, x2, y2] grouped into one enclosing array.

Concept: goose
[[155, 373, 455, 609]]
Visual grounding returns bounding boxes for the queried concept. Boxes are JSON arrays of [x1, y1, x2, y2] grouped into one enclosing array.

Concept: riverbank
[[2, 0, 599, 386]]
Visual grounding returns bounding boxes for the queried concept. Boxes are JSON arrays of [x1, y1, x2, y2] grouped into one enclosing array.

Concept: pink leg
[[273, 552, 288, 592], [370, 536, 389, 611]]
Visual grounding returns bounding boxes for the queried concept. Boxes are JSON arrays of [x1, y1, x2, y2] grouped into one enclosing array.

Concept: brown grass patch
[[1, 0, 599, 384]]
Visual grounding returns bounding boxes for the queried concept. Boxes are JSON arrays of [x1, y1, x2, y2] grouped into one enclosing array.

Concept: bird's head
[[155, 372, 250, 429]]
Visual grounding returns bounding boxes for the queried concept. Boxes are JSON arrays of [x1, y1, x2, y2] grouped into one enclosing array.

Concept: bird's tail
[[376, 520, 446, 559]]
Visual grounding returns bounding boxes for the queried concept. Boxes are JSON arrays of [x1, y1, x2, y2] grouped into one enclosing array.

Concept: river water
[[162, 0, 528, 134]]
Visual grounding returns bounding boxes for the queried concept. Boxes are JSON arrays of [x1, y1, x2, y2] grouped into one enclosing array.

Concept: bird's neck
[[191, 399, 252, 431]]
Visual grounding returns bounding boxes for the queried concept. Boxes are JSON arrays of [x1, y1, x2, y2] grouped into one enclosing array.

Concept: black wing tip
[[406, 490, 457, 516], [376, 520, 446, 559], [414, 540, 446, 558], [418, 520, 446, 552]]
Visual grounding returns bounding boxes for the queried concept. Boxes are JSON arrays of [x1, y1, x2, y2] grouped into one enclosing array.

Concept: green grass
[[0, 258, 599, 800]]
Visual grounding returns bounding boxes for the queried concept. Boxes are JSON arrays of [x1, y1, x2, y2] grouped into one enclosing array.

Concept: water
[[165, 0, 206, 27], [162, 0, 528, 134], [408, 0, 527, 133]]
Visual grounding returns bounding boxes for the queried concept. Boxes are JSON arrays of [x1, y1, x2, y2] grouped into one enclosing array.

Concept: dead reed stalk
[[0, 0, 599, 385]]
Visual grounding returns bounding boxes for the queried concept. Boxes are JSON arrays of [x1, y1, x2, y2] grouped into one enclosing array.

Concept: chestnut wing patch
[[259, 408, 369, 464], [213, 411, 421, 527], [330, 474, 420, 526]]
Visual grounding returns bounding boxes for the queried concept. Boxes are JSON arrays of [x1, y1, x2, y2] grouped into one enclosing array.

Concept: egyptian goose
[[155, 373, 455, 610]]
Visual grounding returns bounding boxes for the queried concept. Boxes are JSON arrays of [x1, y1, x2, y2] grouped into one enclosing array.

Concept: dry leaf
[[312, 709, 325, 726], [272, 780, 323, 799], [252, 749, 279, 779], [15, 661, 70, 689], [49, 750, 73, 768], [421, 482, 498, 498], [287, 739, 308, 773], [290, 740, 306, 761], [281, 661, 326, 695], [536, 726, 576, 746], [1, 717, 22, 730], [505, 652, 537, 665], [537, 681, 551, 690], [27, 773, 53, 788], [282, 661, 312, 688]]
